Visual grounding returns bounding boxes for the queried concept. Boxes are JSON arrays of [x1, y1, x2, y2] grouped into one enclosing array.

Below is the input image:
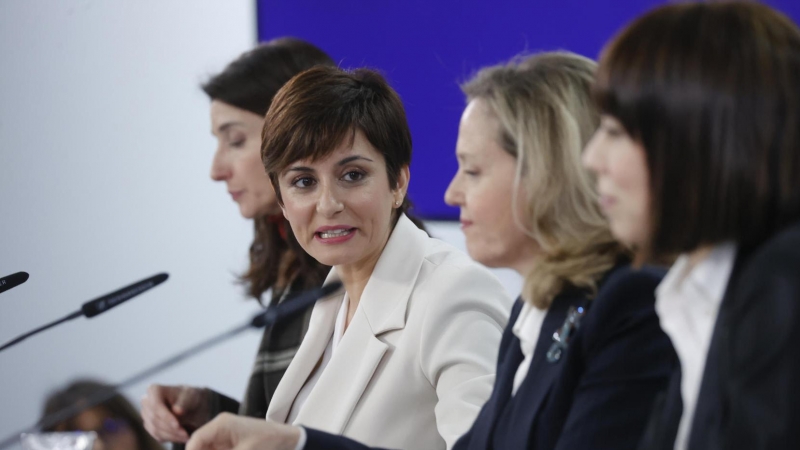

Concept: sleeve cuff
[[293, 426, 307, 450]]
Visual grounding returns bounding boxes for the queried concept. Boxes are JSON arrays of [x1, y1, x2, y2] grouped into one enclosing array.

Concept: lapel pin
[[546, 306, 586, 363]]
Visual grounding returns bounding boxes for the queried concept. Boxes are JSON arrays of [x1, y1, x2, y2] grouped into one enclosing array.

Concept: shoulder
[[580, 263, 666, 346], [593, 263, 666, 311], [416, 235, 509, 301], [726, 224, 800, 348], [409, 235, 513, 331], [739, 223, 800, 283]]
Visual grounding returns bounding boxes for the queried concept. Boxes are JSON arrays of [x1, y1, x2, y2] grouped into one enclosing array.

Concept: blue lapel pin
[[546, 306, 586, 363]]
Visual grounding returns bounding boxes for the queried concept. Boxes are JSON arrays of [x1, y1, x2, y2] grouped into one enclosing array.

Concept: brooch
[[546, 306, 586, 363]]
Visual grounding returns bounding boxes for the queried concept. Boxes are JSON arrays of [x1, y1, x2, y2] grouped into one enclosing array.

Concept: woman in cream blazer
[[185, 65, 511, 450], [267, 213, 510, 449]]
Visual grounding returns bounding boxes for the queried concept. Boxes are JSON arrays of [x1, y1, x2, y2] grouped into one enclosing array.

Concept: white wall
[[0, 1, 520, 446], [0, 0, 261, 444]]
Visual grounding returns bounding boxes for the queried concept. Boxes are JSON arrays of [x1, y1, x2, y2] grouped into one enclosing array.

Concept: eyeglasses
[[87, 418, 131, 441]]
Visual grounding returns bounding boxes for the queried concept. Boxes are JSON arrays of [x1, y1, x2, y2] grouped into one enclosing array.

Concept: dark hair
[[203, 37, 335, 299], [595, 2, 800, 258], [262, 65, 425, 229], [42, 379, 163, 450]]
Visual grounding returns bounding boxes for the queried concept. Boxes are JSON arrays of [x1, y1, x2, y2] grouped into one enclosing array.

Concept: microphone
[[0, 273, 168, 353], [0, 272, 29, 295], [0, 280, 342, 450]]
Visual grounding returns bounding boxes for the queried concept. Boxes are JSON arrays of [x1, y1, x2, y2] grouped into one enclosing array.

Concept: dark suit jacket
[[302, 264, 675, 450], [639, 222, 800, 450]]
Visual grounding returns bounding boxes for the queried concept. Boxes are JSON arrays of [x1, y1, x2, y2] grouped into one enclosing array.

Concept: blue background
[[257, 0, 800, 220]]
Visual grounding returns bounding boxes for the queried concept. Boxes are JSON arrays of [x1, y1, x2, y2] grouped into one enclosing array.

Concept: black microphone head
[[251, 280, 343, 328], [81, 273, 169, 318], [0, 272, 29, 295]]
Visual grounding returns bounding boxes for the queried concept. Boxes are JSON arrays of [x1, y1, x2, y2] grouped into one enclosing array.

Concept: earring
[[395, 200, 401, 207]]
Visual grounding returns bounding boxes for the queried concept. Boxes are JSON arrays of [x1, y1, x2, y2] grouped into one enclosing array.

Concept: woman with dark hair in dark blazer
[[140, 38, 334, 444], [583, 3, 800, 449], [183, 52, 675, 450]]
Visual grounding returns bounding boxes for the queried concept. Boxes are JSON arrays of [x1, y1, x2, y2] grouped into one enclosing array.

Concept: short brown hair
[[262, 66, 415, 219], [463, 52, 624, 309], [595, 2, 800, 257]]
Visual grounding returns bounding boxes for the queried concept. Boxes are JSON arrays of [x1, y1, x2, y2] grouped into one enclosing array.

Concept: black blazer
[[639, 222, 800, 450], [302, 263, 675, 450]]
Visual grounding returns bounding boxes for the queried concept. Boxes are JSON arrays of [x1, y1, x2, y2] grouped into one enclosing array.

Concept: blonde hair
[[462, 51, 625, 309]]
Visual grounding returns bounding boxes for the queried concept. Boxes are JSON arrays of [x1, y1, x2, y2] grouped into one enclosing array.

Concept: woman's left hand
[[185, 413, 301, 450]]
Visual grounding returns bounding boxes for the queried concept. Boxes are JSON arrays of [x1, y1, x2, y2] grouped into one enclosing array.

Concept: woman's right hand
[[141, 384, 212, 443]]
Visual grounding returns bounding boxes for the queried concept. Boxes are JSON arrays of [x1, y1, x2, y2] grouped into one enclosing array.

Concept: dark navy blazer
[[302, 264, 676, 450], [450, 264, 675, 450], [639, 223, 800, 450]]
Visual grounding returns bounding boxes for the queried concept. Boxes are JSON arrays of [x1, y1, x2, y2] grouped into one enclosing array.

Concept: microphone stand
[[0, 311, 83, 352], [0, 281, 341, 450], [0, 273, 168, 354]]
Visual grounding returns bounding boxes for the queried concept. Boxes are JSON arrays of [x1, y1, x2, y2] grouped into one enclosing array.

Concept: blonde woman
[[445, 52, 675, 450], [186, 52, 675, 450]]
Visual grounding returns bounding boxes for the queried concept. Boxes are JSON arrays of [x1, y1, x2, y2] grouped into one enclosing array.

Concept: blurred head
[[262, 66, 412, 269], [43, 380, 162, 450], [585, 2, 800, 260], [202, 38, 335, 299], [447, 52, 623, 308], [203, 37, 335, 219]]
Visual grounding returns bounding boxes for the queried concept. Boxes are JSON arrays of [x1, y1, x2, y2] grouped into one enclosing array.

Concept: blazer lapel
[[358, 215, 427, 335], [687, 246, 751, 449], [293, 316, 389, 433], [508, 292, 583, 432], [279, 215, 427, 431], [265, 275, 343, 424], [466, 309, 525, 447]]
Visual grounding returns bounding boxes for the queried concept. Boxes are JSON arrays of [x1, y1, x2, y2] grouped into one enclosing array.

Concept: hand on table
[[141, 384, 212, 443], [187, 413, 301, 450]]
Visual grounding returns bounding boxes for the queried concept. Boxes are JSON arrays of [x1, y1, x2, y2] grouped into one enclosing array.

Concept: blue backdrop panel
[[257, 0, 800, 220]]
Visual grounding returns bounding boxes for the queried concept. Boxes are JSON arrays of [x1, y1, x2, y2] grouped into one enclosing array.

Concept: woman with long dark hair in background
[[140, 38, 334, 443]]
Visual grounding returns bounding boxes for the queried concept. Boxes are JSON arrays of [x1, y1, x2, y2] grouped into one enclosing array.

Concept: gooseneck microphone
[[0, 280, 342, 450], [0, 273, 168, 353], [0, 272, 29, 295]]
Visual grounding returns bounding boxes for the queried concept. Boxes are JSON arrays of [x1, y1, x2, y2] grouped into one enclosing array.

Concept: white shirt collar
[[656, 241, 738, 308]]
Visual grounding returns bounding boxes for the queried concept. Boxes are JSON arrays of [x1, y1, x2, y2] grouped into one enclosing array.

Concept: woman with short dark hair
[[583, 3, 800, 448], [188, 65, 513, 450]]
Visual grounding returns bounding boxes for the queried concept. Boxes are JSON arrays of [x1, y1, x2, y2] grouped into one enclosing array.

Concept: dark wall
[[257, 0, 800, 220]]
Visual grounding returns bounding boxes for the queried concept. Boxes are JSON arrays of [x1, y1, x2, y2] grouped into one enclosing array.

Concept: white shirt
[[511, 301, 549, 396], [287, 294, 350, 450], [655, 242, 737, 450]]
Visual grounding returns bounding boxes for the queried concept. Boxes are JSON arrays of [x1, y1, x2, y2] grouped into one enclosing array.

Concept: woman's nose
[[210, 150, 231, 181], [316, 184, 344, 217], [444, 174, 463, 206]]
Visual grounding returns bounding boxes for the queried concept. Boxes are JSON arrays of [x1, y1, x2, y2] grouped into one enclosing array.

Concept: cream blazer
[[265, 215, 512, 450]]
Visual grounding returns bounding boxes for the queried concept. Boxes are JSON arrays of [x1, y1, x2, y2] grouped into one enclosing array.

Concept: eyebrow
[[337, 155, 373, 166], [213, 122, 245, 134], [284, 155, 374, 174]]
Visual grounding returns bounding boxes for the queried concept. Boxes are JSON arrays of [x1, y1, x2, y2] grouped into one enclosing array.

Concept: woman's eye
[[464, 169, 480, 177], [230, 139, 245, 148], [292, 177, 316, 188], [604, 126, 623, 138], [342, 171, 365, 182]]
